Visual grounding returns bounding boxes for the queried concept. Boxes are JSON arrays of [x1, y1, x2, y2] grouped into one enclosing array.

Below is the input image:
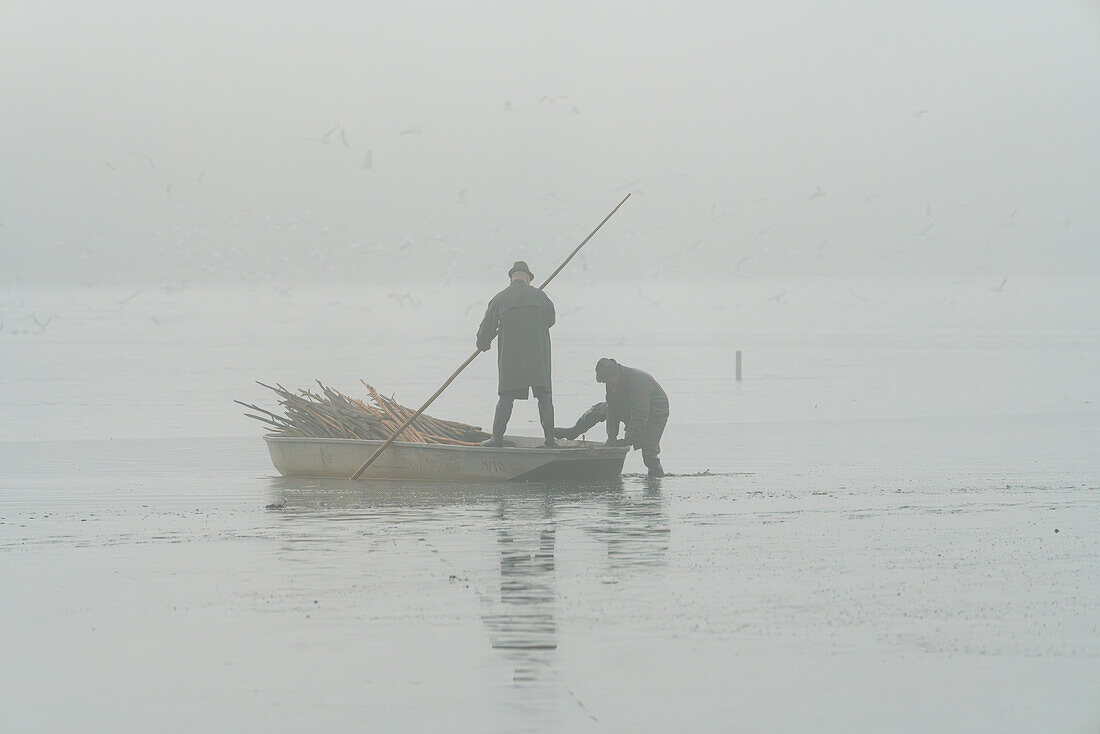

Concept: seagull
[[913, 109, 928, 118], [767, 291, 786, 303], [31, 315, 53, 332], [808, 185, 826, 201], [103, 160, 116, 171], [339, 127, 350, 148], [614, 178, 640, 192], [456, 188, 467, 204], [307, 124, 340, 144], [503, 101, 513, 111], [129, 152, 156, 171], [991, 277, 1008, 293], [399, 125, 423, 136], [751, 222, 777, 242], [361, 150, 373, 170], [118, 289, 144, 305], [570, 105, 581, 114]]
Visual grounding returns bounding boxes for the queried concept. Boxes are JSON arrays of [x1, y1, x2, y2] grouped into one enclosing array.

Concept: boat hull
[[263, 435, 628, 482]]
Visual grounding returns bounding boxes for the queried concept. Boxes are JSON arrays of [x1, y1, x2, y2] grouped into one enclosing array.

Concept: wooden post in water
[[735, 350, 742, 381]]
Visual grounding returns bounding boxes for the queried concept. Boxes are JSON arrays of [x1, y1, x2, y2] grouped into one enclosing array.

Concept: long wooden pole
[[350, 193, 631, 479]]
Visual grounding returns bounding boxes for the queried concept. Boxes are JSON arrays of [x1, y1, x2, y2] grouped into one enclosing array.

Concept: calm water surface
[[1, 283, 1098, 732]]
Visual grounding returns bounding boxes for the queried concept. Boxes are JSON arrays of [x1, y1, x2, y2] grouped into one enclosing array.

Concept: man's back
[[477, 280, 556, 393]]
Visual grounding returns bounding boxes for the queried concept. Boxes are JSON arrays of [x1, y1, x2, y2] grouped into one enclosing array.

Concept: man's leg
[[554, 402, 608, 440], [480, 396, 515, 447], [641, 410, 669, 477], [535, 388, 556, 447]]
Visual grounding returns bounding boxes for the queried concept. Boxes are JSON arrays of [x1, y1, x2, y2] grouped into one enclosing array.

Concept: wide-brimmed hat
[[595, 357, 619, 383], [508, 260, 534, 280]]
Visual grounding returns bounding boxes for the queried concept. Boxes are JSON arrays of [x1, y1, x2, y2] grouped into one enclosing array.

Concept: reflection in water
[[590, 479, 670, 570], [484, 515, 557, 685], [266, 475, 670, 717]]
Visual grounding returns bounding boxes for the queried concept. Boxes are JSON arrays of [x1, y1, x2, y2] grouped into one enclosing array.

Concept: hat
[[595, 357, 619, 383], [508, 260, 534, 280]]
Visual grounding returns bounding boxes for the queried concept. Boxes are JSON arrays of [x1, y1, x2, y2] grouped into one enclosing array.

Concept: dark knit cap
[[595, 357, 619, 382]]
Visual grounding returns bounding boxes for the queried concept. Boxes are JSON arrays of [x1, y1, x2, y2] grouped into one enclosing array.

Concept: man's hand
[[476, 341, 491, 353]]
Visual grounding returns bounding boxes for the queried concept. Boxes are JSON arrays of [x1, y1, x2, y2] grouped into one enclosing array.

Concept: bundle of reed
[[236, 381, 490, 446]]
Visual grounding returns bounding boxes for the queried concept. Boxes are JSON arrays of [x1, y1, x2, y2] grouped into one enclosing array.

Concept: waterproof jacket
[[476, 280, 556, 394], [605, 365, 669, 446]]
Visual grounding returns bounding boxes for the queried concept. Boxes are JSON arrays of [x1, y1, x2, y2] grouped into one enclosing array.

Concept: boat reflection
[[266, 476, 669, 691]]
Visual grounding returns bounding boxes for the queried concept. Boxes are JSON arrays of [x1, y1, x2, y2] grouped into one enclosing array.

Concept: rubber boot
[[553, 425, 580, 440], [554, 402, 607, 440], [480, 398, 513, 447], [644, 455, 665, 477], [538, 396, 557, 448]]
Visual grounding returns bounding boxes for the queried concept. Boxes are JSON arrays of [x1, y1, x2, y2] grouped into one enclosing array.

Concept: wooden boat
[[264, 435, 629, 481]]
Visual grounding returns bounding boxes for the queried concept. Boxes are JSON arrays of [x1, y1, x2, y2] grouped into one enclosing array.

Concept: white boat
[[264, 435, 629, 481]]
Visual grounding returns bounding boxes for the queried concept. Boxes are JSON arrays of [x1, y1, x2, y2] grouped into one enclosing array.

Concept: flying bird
[[339, 127, 350, 148], [913, 109, 928, 118], [991, 277, 1008, 293], [129, 152, 156, 171], [399, 125, 423, 136], [808, 185, 826, 201], [361, 150, 373, 170], [307, 124, 340, 144]]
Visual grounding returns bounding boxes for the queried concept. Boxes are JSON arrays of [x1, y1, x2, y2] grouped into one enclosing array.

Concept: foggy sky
[[2, 1, 1098, 285]]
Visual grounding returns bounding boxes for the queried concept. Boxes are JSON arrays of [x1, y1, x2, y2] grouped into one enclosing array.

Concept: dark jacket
[[606, 365, 669, 446], [476, 280, 556, 394]]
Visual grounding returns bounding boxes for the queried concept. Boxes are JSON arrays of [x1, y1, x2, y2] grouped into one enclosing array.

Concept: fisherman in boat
[[476, 260, 557, 448], [555, 358, 669, 477]]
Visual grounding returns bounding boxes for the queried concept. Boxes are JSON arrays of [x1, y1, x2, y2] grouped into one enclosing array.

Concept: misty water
[[1, 281, 1097, 732], [4, 1, 1100, 730]]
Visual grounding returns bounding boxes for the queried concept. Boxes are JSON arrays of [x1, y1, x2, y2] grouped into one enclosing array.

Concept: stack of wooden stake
[[236, 381, 489, 446]]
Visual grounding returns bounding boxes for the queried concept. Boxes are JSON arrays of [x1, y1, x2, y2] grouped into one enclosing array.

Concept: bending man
[[476, 260, 557, 448], [558, 358, 669, 476]]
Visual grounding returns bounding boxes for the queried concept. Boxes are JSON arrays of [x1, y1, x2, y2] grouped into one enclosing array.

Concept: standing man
[[476, 261, 557, 448], [596, 357, 669, 477]]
